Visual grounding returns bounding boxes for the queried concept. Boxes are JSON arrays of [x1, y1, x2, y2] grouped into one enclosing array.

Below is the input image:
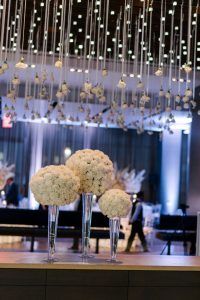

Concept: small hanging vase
[[108, 217, 120, 262], [48, 205, 59, 262], [81, 193, 93, 258]]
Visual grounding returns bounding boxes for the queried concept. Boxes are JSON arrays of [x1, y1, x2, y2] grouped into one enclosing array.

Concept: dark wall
[[0, 122, 162, 203]]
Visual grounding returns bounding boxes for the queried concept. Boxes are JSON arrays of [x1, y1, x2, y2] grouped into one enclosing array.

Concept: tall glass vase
[[81, 193, 93, 258], [109, 217, 120, 262], [48, 205, 59, 262]]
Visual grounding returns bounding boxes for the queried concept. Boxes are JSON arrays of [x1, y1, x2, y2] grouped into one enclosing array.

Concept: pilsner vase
[[48, 205, 59, 262], [81, 193, 93, 258], [109, 217, 120, 262]]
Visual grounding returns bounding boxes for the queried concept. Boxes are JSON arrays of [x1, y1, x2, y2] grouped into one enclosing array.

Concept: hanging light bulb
[[15, 57, 28, 69]]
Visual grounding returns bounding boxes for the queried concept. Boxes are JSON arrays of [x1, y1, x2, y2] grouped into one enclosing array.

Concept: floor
[[0, 236, 192, 256]]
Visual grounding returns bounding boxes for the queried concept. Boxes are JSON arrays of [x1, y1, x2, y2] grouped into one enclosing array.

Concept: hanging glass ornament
[[84, 81, 93, 93], [99, 96, 106, 103], [183, 102, 190, 109], [182, 96, 189, 103], [34, 73, 40, 84], [185, 88, 192, 97], [2, 61, 8, 71], [15, 57, 28, 69], [0, 66, 4, 75], [61, 81, 70, 95], [165, 91, 171, 99], [137, 80, 144, 89], [155, 67, 163, 76], [176, 105, 182, 111], [183, 63, 192, 73], [55, 59, 63, 68], [12, 76, 20, 85], [159, 88, 165, 97], [80, 91, 87, 100], [191, 100, 196, 109], [117, 78, 126, 89], [175, 94, 181, 103], [102, 68, 108, 77]]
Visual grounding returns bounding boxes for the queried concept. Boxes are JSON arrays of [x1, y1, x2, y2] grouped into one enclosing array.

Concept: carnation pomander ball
[[99, 189, 132, 218], [65, 149, 114, 196], [30, 165, 80, 206]]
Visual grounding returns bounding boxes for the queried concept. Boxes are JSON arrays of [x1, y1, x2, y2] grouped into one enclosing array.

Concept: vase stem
[[109, 217, 120, 261], [48, 205, 59, 262], [81, 193, 93, 258]]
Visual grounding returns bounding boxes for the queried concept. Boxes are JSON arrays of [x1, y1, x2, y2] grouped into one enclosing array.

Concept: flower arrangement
[[112, 164, 146, 194], [99, 189, 131, 218], [66, 149, 114, 196], [30, 165, 80, 206], [0, 162, 15, 190], [123, 169, 146, 194]]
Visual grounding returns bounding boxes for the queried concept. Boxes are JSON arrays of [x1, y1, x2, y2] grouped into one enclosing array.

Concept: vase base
[[106, 259, 122, 264], [79, 254, 94, 259], [44, 257, 59, 264]]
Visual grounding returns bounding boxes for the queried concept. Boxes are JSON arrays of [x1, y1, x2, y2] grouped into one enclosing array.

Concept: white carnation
[[66, 149, 114, 196], [30, 165, 80, 206], [99, 189, 131, 218]]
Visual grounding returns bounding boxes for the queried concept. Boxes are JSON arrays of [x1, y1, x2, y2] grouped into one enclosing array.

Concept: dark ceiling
[[5, 0, 200, 66]]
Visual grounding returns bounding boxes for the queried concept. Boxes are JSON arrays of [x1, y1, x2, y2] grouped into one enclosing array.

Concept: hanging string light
[[0, 0, 197, 134]]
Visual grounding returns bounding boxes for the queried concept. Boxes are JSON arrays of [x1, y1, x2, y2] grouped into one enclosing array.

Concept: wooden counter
[[0, 252, 200, 271], [0, 252, 200, 300]]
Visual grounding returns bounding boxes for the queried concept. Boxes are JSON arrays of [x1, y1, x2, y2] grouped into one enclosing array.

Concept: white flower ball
[[66, 149, 114, 196], [99, 189, 132, 218], [30, 165, 80, 206]]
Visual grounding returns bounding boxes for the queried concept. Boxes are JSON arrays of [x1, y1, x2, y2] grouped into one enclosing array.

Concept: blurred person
[[5, 176, 19, 207], [125, 191, 148, 252]]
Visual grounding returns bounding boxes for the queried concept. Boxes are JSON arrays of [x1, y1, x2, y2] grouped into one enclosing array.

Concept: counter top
[[0, 252, 200, 271]]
